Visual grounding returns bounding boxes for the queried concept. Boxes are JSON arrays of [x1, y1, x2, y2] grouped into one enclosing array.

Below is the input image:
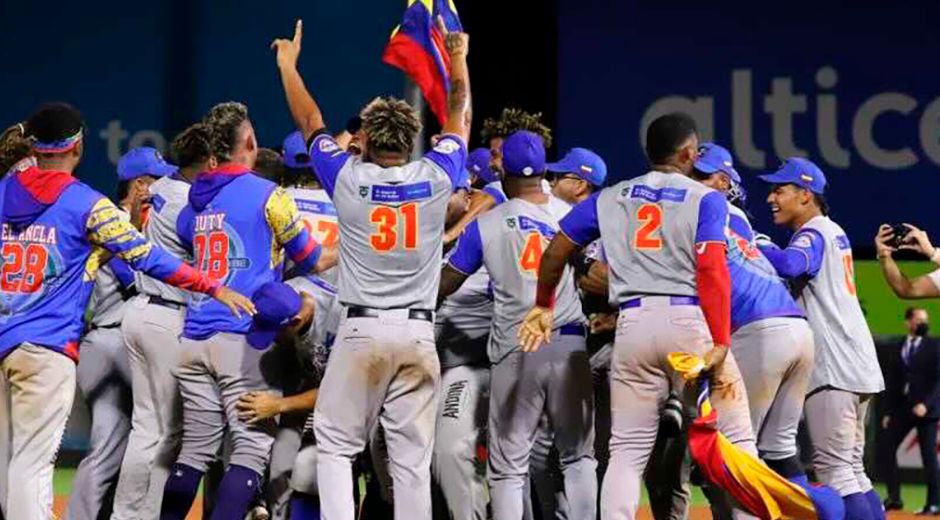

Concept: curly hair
[[480, 108, 552, 148], [254, 148, 286, 184], [169, 123, 212, 169], [360, 97, 422, 155], [0, 123, 33, 173], [203, 101, 250, 162]]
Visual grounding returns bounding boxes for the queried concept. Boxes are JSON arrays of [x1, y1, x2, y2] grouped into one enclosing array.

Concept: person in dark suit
[[881, 307, 940, 515]]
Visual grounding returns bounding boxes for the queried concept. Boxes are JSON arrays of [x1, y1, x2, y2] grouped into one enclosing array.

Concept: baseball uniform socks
[[210, 464, 263, 520], [161, 463, 203, 519], [843, 492, 873, 520], [764, 455, 803, 479], [290, 492, 321, 519], [864, 489, 885, 520]]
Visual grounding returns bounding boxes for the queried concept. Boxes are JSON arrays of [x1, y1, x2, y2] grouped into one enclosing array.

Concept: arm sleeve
[[447, 220, 484, 275], [86, 198, 219, 294], [175, 206, 195, 254], [108, 257, 135, 289], [308, 132, 351, 198], [759, 229, 825, 279], [423, 134, 469, 188], [265, 188, 323, 275], [558, 192, 601, 246], [696, 241, 732, 346], [482, 184, 507, 205]]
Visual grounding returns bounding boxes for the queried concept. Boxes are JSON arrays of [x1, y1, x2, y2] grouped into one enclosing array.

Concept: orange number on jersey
[[634, 204, 663, 250], [519, 232, 544, 275], [843, 254, 857, 296], [194, 231, 230, 280], [1, 243, 48, 293], [369, 203, 419, 252]]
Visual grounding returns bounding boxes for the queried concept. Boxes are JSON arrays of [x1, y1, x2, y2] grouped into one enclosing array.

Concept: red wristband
[[535, 284, 555, 309]]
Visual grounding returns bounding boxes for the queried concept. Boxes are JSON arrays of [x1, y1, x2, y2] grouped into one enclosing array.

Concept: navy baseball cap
[[117, 147, 178, 181], [501, 130, 546, 178], [246, 282, 302, 349], [546, 148, 608, 187], [467, 147, 497, 184], [759, 157, 827, 194], [282, 131, 312, 169], [694, 143, 741, 184]]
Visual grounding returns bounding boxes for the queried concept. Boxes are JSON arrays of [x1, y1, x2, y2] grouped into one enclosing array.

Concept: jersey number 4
[[194, 232, 230, 280], [370, 203, 419, 253], [519, 232, 546, 275], [1, 243, 48, 293], [634, 204, 663, 251]]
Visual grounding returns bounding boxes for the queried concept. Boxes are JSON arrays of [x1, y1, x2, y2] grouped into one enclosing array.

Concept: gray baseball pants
[[804, 389, 874, 496], [65, 327, 132, 520], [601, 301, 756, 520], [314, 311, 441, 520], [112, 296, 187, 519], [174, 332, 280, 475], [433, 363, 489, 520], [731, 317, 814, 461], [488, 333, 596, 520], [0, 343, 75, 520]]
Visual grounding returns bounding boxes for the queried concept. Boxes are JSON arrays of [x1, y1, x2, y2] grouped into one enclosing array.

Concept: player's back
[[478, 196, 583, 361], [288, 186, 339, 285], [597, 171, 717, 304], [137, 175, 191, 303], [332, 155, 453, 310]]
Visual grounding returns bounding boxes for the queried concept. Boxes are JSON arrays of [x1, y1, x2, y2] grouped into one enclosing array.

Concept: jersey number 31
[[370, 203, 419, 253]]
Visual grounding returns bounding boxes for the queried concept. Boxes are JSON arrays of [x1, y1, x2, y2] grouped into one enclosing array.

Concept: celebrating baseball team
[[0, 13, 930, 520]]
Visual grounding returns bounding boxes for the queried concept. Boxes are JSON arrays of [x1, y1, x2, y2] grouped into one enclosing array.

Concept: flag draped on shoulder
[[382, 0, 463, 125]]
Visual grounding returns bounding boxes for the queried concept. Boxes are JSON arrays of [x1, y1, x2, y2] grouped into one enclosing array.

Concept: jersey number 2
[[1, 243, 47, 293], [634, 204, 663, 251], [194, 232, 230, 280], [370, 203, 418, 253]]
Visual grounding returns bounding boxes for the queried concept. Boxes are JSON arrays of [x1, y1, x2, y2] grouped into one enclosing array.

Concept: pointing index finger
[[294, 19, 303, 43]]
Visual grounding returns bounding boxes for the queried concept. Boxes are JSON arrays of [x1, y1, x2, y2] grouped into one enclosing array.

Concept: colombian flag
[[382, 0, 463, 125], [668, 353, 844, 520]]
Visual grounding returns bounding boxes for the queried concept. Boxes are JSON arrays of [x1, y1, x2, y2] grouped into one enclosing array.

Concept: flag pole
[[405, 77, 427, 159]]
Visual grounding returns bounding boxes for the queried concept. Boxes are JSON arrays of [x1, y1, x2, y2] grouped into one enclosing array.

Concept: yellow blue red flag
[[382, 0, 462, 125]]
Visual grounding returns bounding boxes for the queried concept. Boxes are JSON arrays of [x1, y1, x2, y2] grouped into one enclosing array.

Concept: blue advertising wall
[[0, 0, 402, 199], [556, 2, 940, 246]]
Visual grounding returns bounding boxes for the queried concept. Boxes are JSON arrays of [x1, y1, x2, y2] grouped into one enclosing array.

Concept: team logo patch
[[433, 138, 460, 155], [506, 217, 516, 229], [792, 233, 813, 248], [319, 138, 339, 153], [359, 186, 369, 198]]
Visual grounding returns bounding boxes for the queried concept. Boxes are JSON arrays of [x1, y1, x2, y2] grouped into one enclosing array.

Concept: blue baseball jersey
[[725, 204, 804, 331], [178, 165, 322, 340]]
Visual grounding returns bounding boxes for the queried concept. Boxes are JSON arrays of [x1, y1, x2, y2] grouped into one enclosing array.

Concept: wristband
[[535, 284, 555, 309]]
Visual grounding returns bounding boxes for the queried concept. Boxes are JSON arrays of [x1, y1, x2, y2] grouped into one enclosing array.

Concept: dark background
[[3, 0, 940, 253]]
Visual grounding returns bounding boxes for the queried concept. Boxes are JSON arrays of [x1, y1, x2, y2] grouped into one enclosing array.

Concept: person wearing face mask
[[880, 307, 940, 515]]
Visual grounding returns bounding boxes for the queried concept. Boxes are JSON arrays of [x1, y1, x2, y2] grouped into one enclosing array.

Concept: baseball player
[[111, 124, 214, 519], [758, 158, 885, 520], [439, 130, 596, 520], [693, 144, 817, 507], [547, 147, 607, 206], [0, 103, 251, 520], [519, 113, 756, 520], [272, 16, 471, 520], [66, 148, 177, 520], [157, 100, 333, 520], [467, 147, 498, 188]]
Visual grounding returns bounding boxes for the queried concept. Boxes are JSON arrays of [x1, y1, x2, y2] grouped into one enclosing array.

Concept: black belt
[[90, 323, 121, 331], [346, 305, 434, 322], [148, 295, 185, 311]]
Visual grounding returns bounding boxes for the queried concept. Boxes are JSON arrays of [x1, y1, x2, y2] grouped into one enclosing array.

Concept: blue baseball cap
[[759, 157, 827, 194], [117, 147, 178, 181], [246, 282, 302, 349], [694, 143, 741, 184], [467, 147, 497, 184], [282, 131, 312, 170], [546, 148, 608, 187], [501, 130, 546, 178]]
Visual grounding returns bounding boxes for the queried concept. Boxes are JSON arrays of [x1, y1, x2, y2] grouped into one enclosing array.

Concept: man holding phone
[[876, 223, 940, 299]]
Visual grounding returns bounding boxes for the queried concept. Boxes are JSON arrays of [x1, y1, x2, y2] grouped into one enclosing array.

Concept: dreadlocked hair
[[480, 108, 553, 148], [169, 123, 212, 169], [359, 97, 421, 155], [203, 101, 249, 162], [0, 123, 34, 173]]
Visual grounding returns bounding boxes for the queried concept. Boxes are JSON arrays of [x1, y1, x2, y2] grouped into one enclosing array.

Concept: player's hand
[[703, 344, 729, 373], [589, 313, 617, 335], [236, 391, 283, 424], [271, 19, 303, 70], [315, 243, 339, 273], [882, 415, 891, 429], [212, 286, 256, 317], [578, 261, 609, 296], [914, 403, 928, 418], [518, 306, 554, 353], [899, 223, 936, 259], [875, 224, 897, 259], [437, 16, 469, 58]]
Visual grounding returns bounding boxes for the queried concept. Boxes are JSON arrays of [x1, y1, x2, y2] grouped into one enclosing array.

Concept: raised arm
[[876, 224, 940, 299], [438, 17, 471, 143], [272, 20, 325, 140]]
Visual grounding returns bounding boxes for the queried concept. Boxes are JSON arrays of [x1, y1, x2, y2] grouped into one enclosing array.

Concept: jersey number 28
[[194, 232, 230, 280], [1, 243, 48, 293], [370, 203, 419, 253]]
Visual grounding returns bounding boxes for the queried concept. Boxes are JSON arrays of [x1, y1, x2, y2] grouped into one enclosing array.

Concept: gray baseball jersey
[[285, 274, 342, 384], [436, 253, 492, 368], [287, 187, 339, 286], [449, 195, 584, 363], [593, 172, 720, 304], [136, 175, 191, 303], [88, 263, 127, 327], [795, 216, 884, 394], [313, 133, 466, 310]]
